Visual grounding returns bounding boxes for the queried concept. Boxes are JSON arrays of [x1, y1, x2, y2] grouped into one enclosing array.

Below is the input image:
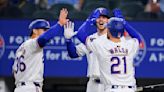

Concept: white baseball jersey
[[76, 32, 107, 77], [12, 38, 44, 85], [86, 36, 139, 86]]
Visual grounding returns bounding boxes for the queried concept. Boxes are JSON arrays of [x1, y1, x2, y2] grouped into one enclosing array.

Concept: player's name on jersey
[[109, 47, 128, 55], [9, 36, 80, 45]]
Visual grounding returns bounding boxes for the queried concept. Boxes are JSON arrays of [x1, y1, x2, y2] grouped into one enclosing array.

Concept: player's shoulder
[[24, 38, 37, 44], [16, 39, 29, 53], [90, 34, 107, 45], [88, 32, 107, 42], [89, 32, 98, 38], [123, 36, 139, 44], [97, 34, 107, 41], [87, 33, 98, 43], [20, 38, 37, 49]]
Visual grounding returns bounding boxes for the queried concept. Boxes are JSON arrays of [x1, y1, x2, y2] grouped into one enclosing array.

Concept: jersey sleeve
[[132, 38, 139, 57], [85, 36, 98, 54], [89, 52, 100, 77], [27, 38, 42, 53], [76, 43, 88, 56]]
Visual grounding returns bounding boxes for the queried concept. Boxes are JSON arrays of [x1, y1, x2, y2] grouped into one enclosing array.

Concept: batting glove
[[106, 17, 125, 29], [64, 21, 77, 39], [113, 8, 124, 19], [86, 9, 100, 25]]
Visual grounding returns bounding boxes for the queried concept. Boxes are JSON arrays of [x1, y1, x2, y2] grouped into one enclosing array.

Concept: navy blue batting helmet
[[29, 19, 50, 30], [93, 7, 110, 18], [107, 17, 124, 38]]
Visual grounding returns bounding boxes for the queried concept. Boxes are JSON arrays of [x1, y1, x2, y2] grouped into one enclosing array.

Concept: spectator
[[17, 0, 47, 9], [144, 0, 160, 18], [47, 0, 84, 11], [0, 0, 23, 18], [9, 0, 19, 5], [35, 0, 47, 9], [145, 0, 160, 13], [159, 0, 164, 19]]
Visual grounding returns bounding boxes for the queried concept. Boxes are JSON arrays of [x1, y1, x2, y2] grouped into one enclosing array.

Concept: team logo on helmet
[[99, 8, 104, 14], [133, 32, 146, 67], [0, 33, 5, 59]]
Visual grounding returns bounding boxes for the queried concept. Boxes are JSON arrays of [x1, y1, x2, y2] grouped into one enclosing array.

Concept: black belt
[[111, 85, 135, 89], [93, 78, 101, 83], [33, 82, 41, 87], [20, 82, 41, 87]]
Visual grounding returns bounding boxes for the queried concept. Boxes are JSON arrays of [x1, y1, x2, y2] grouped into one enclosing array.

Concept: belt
[[93, 78, 101, 84], [16, 82, 41, 87], [111, 85, 135, 89]]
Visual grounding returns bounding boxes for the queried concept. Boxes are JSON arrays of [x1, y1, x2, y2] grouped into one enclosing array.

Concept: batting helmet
[[107, 17, 125, 38], [93, 7, 110, 18], [29, 19, 50, 30]]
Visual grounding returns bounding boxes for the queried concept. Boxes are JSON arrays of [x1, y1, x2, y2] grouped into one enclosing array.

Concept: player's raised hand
[[113, 8, 124, 19], [58, 8, 69, 26], [64, 21, 77, 39], [106, 17, 125, 29], [86, 9, 100, 25]]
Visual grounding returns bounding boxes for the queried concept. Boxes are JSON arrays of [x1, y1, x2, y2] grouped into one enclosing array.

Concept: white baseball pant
[[86, 77, 104, 92], [14, 82, 42, 92], [104, 85, 136, 92]]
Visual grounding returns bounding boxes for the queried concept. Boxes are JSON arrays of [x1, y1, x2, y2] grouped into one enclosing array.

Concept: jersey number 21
[[111, 56, 127, 74]]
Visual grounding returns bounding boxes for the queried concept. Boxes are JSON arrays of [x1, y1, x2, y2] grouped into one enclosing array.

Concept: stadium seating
[[119, 1, 144, 20], [68, 10, 88, 20], [19, 2, 40, 18], [108, 0, 121, 10], [49, 3, 75, 15], [136, 11, 159, 20], [82, 1, 109, 14], [32, 10, 57, 19]]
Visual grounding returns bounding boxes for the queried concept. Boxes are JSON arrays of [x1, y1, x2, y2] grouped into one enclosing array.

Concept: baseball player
[[85, 17, 139, 92], [64, 9, 142, 92], [64, 7, 110, 92], [12, 8, 68, 92]]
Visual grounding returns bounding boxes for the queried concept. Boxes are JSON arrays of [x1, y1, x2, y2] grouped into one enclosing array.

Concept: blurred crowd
[[0, 0, 164, 20]]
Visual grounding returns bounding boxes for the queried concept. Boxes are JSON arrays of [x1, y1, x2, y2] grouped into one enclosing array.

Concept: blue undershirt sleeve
[[75, 20, 97, 44], [124, 21, 142, 43], [37, 23, 63, 47], [113, 8, 142, 43], [66, 39, 79, 58]]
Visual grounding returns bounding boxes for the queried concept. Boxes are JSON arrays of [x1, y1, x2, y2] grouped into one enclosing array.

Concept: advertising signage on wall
[[0, 20, 164, 78]]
